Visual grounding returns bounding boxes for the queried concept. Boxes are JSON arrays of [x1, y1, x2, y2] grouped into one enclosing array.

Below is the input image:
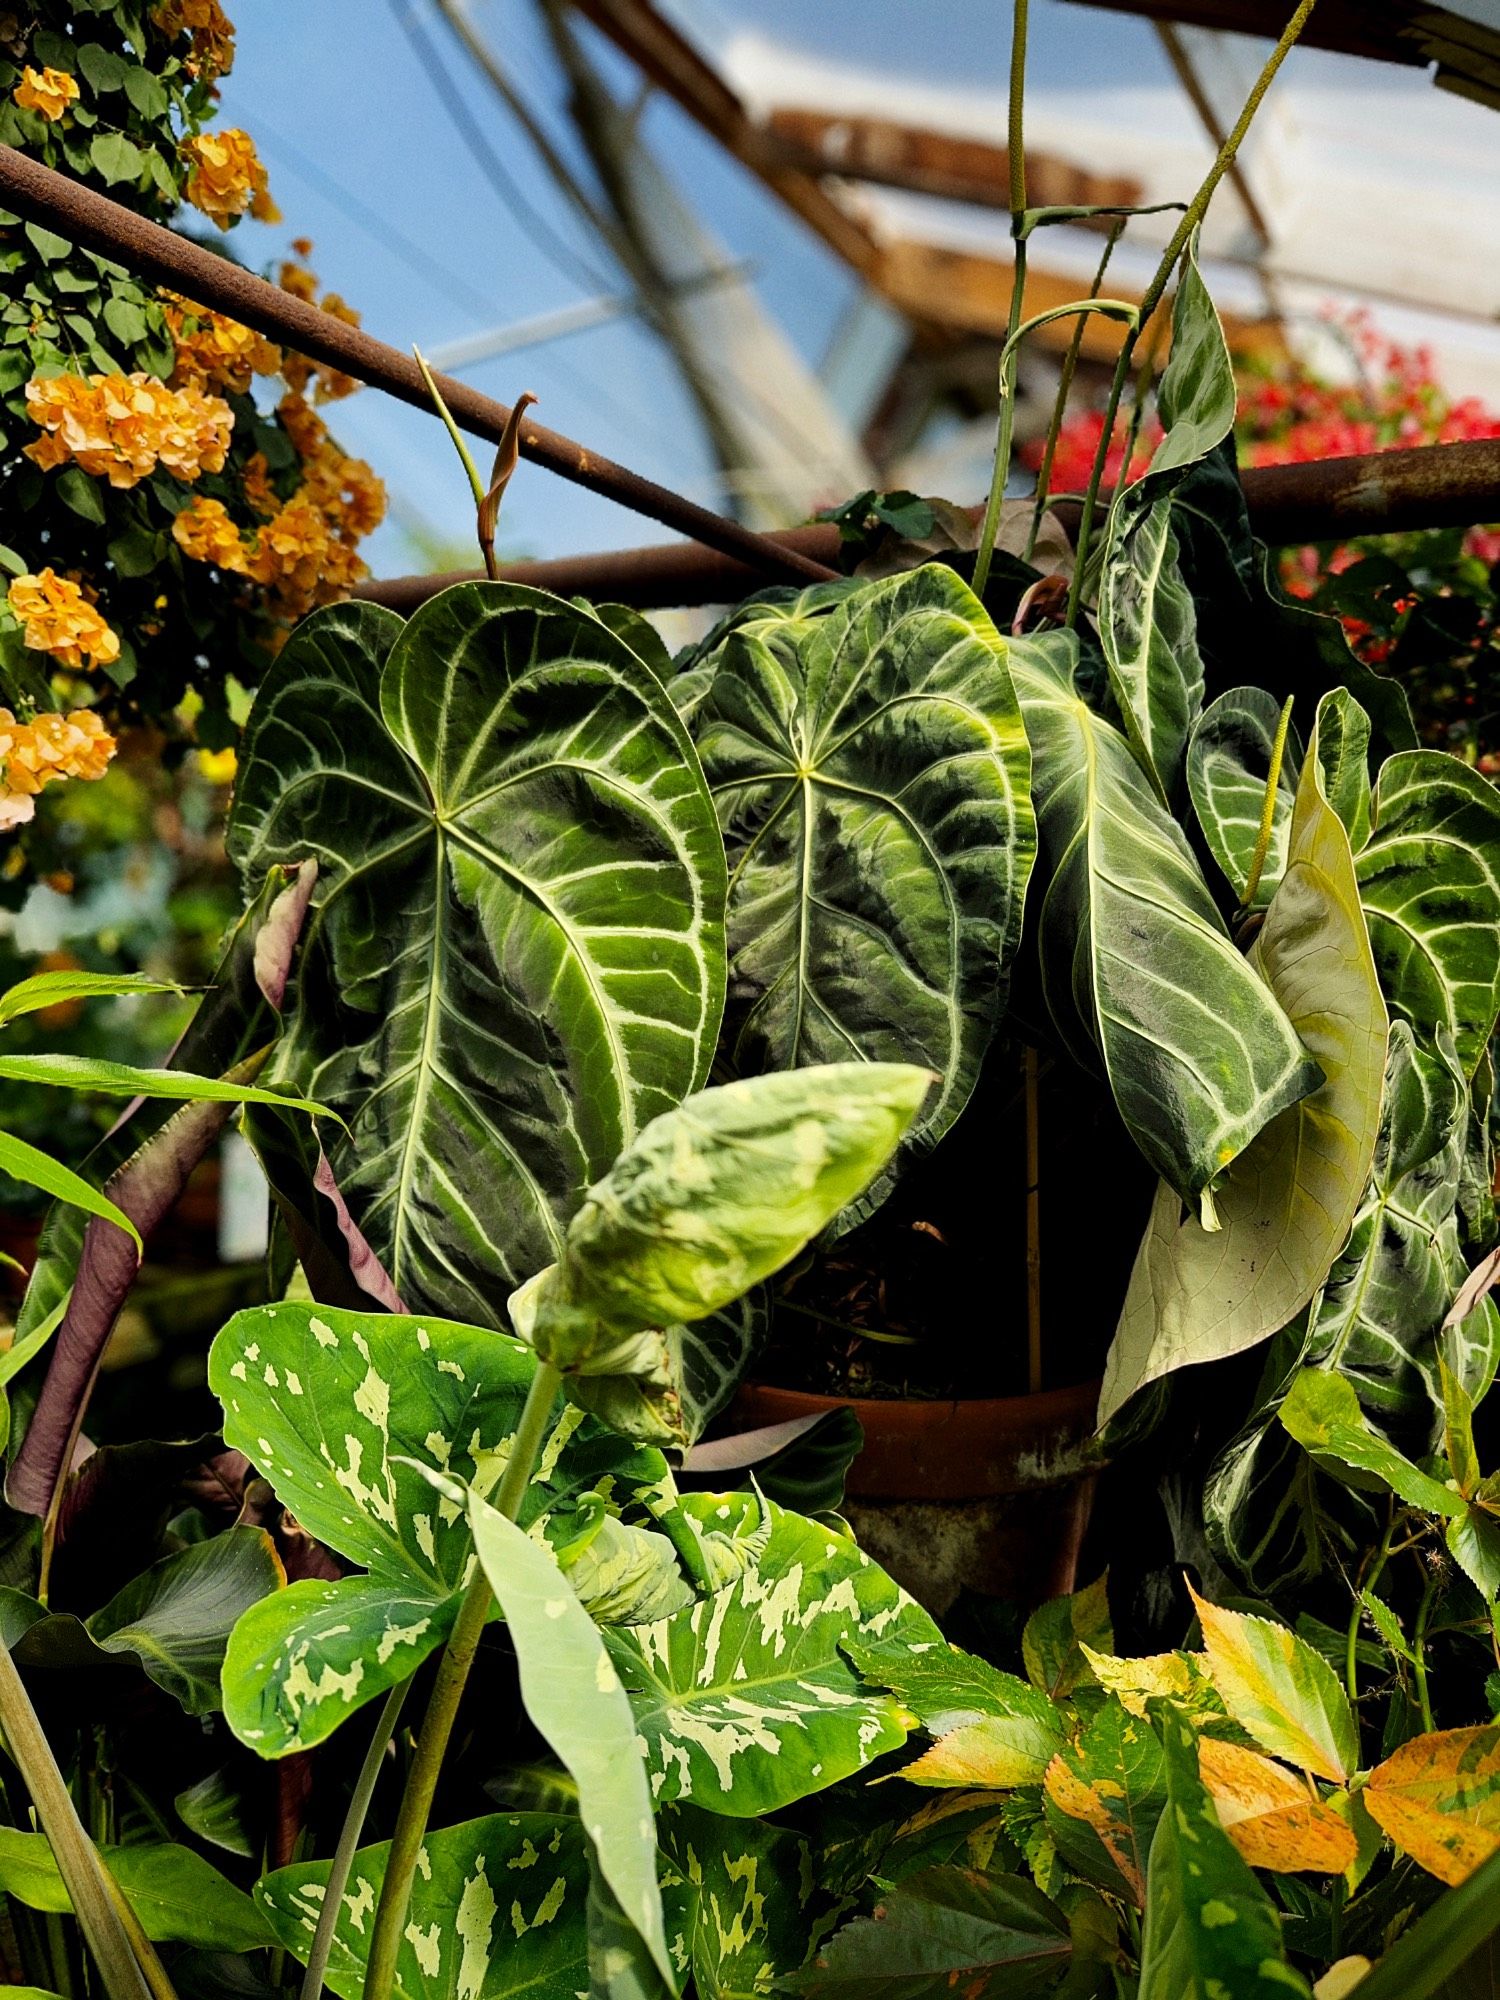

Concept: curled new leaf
[[530, 1063, 932, 1372]]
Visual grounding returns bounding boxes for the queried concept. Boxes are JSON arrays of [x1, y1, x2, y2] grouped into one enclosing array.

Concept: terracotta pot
[[731, 1376, 1102, 1618]]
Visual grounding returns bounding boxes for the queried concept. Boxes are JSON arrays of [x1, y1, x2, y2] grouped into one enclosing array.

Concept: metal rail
[[357, 436, 1500, 612], [0, 145, 837, 588]]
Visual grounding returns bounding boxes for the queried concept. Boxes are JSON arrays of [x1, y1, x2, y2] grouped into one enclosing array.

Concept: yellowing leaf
[[1198, 1738, 1356, 1875], [1102, 695, 1389, 1424], [1365, 1724, 1500, 1886], [1314, 1957, 1372, 2000], [1042, 1701, 1166, 1907], [1192, 1588, 1358, 1782], [1081, 1645, 1196, 1717], [901, 1716, 1056, 1790]]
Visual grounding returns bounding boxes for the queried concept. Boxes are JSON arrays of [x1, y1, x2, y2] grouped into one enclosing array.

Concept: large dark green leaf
[[1187, 687, 1302, 911], [1010, 629, 1317, 1206], [209, 1301, 664, 1754], [1103, 695, 1389, 1423], [86, 1525, 283, 1716], [257, 1813, 591, 2000], [228, 584, 727, 1324], [1137, 1708, 1309, 2000], [1096, 240, 1233, 802], [1357, 751, 1500, 1080], [795, 1866, 1073, 1999], [684, 563, 1035, 1222]]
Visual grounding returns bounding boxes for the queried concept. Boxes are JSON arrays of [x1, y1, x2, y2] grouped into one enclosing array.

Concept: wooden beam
[[1068, 0, 1500, 78], [761, 107, 1142, 219], [876, 239, 1282, 360]]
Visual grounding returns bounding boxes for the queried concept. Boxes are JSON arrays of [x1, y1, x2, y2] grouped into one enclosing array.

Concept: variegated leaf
[[210, 1302, 665, 1754], [1187, 687, 1302, 910], [228, 585, 727, 1326], [659, 1807, 841, 2000], [845, 1631, 1064, 1773], [1043, 1698, 1167, 1906], [1103, 693, 1389, 1423], [1315, 687, 1372, 851], [1010, 628, 1317, 1207], [257, 1813, 591, 1998], [1191, 1588, 1358, 1784], [685, 563, 1036, 1223], [1197, 1739, 1356, 1875], [1357, 750, 1500, 1080], [1022, 1572, 1112, 1699], [1365, 1725, 1500, 1886], [607, 1505, 939, 1816]]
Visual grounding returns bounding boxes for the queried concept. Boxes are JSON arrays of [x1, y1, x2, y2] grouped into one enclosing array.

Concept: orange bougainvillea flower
[[12, 66, 79, 122], [163, 292, 281, 396], [0, 707, 116, 830], [171, 495, 250, 574], [152, 0, 235, 77], [278, 251, 362, 402], [24, 371, 233, 489], [181, 128, 279, 228], [7, 569, 121, 673]]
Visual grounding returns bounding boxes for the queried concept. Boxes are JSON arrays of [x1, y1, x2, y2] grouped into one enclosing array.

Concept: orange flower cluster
[[0, 708, 116, 830], [172, 397, 385, 622], [12, 65, 78, 121], [279, 248, 361, 403], [152, 0, 235, 77], [7, 569, 121, 673], [181, 128, 279, 228], [24, 371, 233, 489], [164, 292, 280, 396]]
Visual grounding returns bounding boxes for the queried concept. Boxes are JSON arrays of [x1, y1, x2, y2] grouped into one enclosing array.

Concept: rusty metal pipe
[[0, 145, 837, 589], [357, 438, 1500, 612]]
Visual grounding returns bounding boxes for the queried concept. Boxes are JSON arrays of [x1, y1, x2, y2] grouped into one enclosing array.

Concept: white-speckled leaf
[[228, 584, 726, 1325], [256, 1813, 590, 2000], [1102, 695, 1390, 1423], [607, 1504, 940, 1816], [460, 1483, 675, 1992], [209, 1302, 665, 1754], [658, 1805, 843, 1999], [1010, 629, 1318, 1203]]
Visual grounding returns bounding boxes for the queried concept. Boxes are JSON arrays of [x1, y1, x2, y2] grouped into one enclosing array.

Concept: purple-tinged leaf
[[312, 1149, 404, 1311], [253, 859, 316, 1012]]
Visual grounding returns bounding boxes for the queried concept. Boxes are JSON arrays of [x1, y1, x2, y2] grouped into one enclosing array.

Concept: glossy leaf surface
[[1010, 629, 1317, 1206], [686, 564, 1035, 1219], [1187, 686, 1302, 910], [229, 586, 727, 1324]]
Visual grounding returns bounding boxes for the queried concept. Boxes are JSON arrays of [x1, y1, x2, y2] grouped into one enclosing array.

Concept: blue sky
[[220, 1, 1180, 578]]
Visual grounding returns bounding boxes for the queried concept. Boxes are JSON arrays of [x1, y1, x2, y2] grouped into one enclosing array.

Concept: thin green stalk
[[971, 0, 1030, 600], [1239, 694, 1295, 913], [299, 1678, 410, 2000], [412, 346, 486, 512], [1066, 0, 1320, 625], [0, 1637, 151, 2000], [1413, 1569, 1439, 1733], [1025, 217, 1124, 562], [362, 1362, 563, 2000]]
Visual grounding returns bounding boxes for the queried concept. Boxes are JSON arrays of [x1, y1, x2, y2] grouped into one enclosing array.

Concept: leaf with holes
[[1365, 1726, 1500, 1886], [257, 1812, 591, 1998], [210, 1301, 664, 1754], [1043, 1697, 1166, 1906], [685, 563, 1035, 1223], [1356, 750, 1500, 1080], [1102, 692, 1389, 1423], [607, 1503, 938, 1815], [1010, 629, 1317, 1209], [1192, 1587, 1358, 1783], [228, 585, 726, 1326], [1188, 687, 1302, 909]]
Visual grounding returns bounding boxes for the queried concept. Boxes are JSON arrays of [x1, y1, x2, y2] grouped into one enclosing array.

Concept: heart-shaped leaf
[[258, 1813, 592, 1998], [228, 585, 727, 1324], [684, 563, 1035, 1222], [1010, 628, 1318, 1208], [209, 1302, 665, 1754]]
